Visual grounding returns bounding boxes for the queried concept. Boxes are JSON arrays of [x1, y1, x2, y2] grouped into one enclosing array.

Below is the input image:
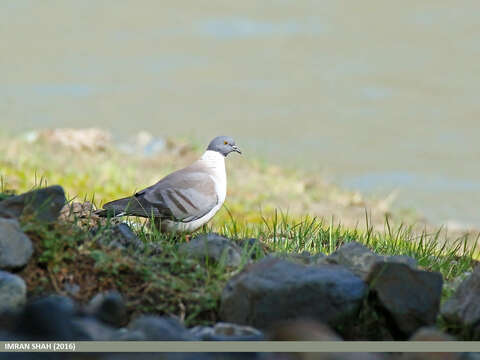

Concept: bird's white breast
[[162, 150, 227, 233], [198, 150, 227, 204]]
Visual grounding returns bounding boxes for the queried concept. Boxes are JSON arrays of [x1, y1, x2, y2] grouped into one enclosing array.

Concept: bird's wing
[[135, 168, 219, 222]]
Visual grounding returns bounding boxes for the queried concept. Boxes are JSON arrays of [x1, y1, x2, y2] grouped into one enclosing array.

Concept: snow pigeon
[[96, 136, 241, 233]]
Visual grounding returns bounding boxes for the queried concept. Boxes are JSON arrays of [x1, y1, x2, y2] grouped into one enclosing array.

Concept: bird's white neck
[[198, 150, 227, 203], [198, 150, 225, 174]]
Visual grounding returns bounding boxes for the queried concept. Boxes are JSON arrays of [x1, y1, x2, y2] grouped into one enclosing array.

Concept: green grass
[[15, 201, 478, 327], [1, 131, 479, 329]]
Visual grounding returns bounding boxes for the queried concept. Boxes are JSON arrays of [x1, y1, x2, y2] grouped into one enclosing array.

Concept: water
[[1, 1, 479, 228]]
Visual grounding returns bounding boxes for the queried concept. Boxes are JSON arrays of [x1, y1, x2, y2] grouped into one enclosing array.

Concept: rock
[[144, 242, 163, 256], [401, 327, 460, 360], [443, 271, 472, 298], [220, 258, 367, 329], [327, 241, 417, 280], [102, 352, 213, 360], [189, 322, 264, 341], [267, 319, 342, 341], [63, 282, 80, 297], [97, 223, 144, 251], [265, 321, 384, 360], [87, 291, 127, 327], [442, 266, 480, 338], [122, 315, 195, 341], [179, 233, 243, 267], [71, 317, 117, 341], [408, 326, 456, 341], [367, 262, 443, 338], [267, 251, 326, 266], [238, 238, 265, 259], [0, 218, 33, 269], [462, 354, 480, 360], [13, 295, 88, 340], [0, 271, 27, 313], [59, 201, 107, 228], [0, 185, 66, 222]]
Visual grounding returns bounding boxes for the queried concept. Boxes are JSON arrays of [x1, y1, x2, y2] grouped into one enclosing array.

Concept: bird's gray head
[[207, 136, 242, 157]]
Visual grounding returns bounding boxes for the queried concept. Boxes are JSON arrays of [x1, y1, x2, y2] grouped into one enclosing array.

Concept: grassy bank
[[1, 129, 479, 327]]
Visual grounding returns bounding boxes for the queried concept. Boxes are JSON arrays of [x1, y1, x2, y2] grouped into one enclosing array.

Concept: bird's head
[[207, 136, 242, 157]]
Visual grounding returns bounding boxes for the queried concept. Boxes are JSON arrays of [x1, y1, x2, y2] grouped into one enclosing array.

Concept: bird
[[96, 136, 241, 233]]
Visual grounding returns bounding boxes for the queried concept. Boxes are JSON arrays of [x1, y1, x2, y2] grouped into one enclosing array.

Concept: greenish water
[[1, 1, 479, 228]]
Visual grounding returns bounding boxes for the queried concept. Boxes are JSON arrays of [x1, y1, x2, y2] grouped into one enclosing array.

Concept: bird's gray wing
[[136, 169, 219, 222]]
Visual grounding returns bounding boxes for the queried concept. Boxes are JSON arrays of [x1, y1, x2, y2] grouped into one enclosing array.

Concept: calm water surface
[[1, 1, 479, 227]]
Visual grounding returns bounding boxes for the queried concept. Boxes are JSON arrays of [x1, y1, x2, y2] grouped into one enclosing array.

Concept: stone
[[442, 266, 480, 338], [462, 354, 480, 360], [0, 271, 27, 313], [63, 283, 80, 297], [59, 201, 107, 228], [367, 262, 443, 338], [327, 241, 417, 280], [179, 233, 243, 267], [123, 315, 195, 341], [0, 185, 66, 222], [71, 317, 117, 341], [0, 218, 33, 269], [267, 251, 326, 265], [267, 319, 342, 341], [97, 223, 144, 251], [265, 320, 385, 360], [13, 295, 88, 340], [401, 327, 460, 360], [87, 291, 128, 327], [237, 238, 265, 259], [189, 322, 264, 341], [408, 326, 456, 341], [220, 258, 367, 329]]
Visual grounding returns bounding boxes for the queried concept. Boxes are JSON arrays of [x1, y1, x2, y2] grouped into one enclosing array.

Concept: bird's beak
[[232, 145, 242, 154]]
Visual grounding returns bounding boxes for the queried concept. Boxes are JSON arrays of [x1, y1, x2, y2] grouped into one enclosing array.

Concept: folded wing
[[103, 169, 218, 222]]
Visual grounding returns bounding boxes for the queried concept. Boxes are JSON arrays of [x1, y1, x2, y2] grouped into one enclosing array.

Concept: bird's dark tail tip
[[94, 209, 112, 217], [94, 197, 132, 217]]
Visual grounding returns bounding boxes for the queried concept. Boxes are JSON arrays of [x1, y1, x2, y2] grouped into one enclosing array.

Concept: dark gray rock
[[408, 326, 456, 340], [462, 353, 480, 360], [63, 282, 80, 296], [266, 251, 326, 265], [13, 295, 88, 340], [238, 238, 265, 259], [265, 320, 386, 360], [220, 258, 367, 329], [0, 218, 33, 269], [0, 185, 66, 222], [189, 322, 264, 341], [266, 319, 342, 341], [122, 315, 195, 340], [401, 328, 459, 360], [87, 291, 127, 327], [442, 266, 480, 338], [0, 271, 27, 313], [102, 353, 213, 360], [179, 233, 243, 267], [367, 262, 443, 338], [327, 241, 417, 280], [71, 317, 117, 341], [97, 223, 144, 251]]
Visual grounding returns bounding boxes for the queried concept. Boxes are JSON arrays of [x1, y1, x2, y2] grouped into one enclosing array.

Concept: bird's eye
[[224, 141, 228, 145]]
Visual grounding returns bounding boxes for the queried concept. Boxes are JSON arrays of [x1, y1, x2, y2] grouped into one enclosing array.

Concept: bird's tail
[[95, 197, 133, 217]]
